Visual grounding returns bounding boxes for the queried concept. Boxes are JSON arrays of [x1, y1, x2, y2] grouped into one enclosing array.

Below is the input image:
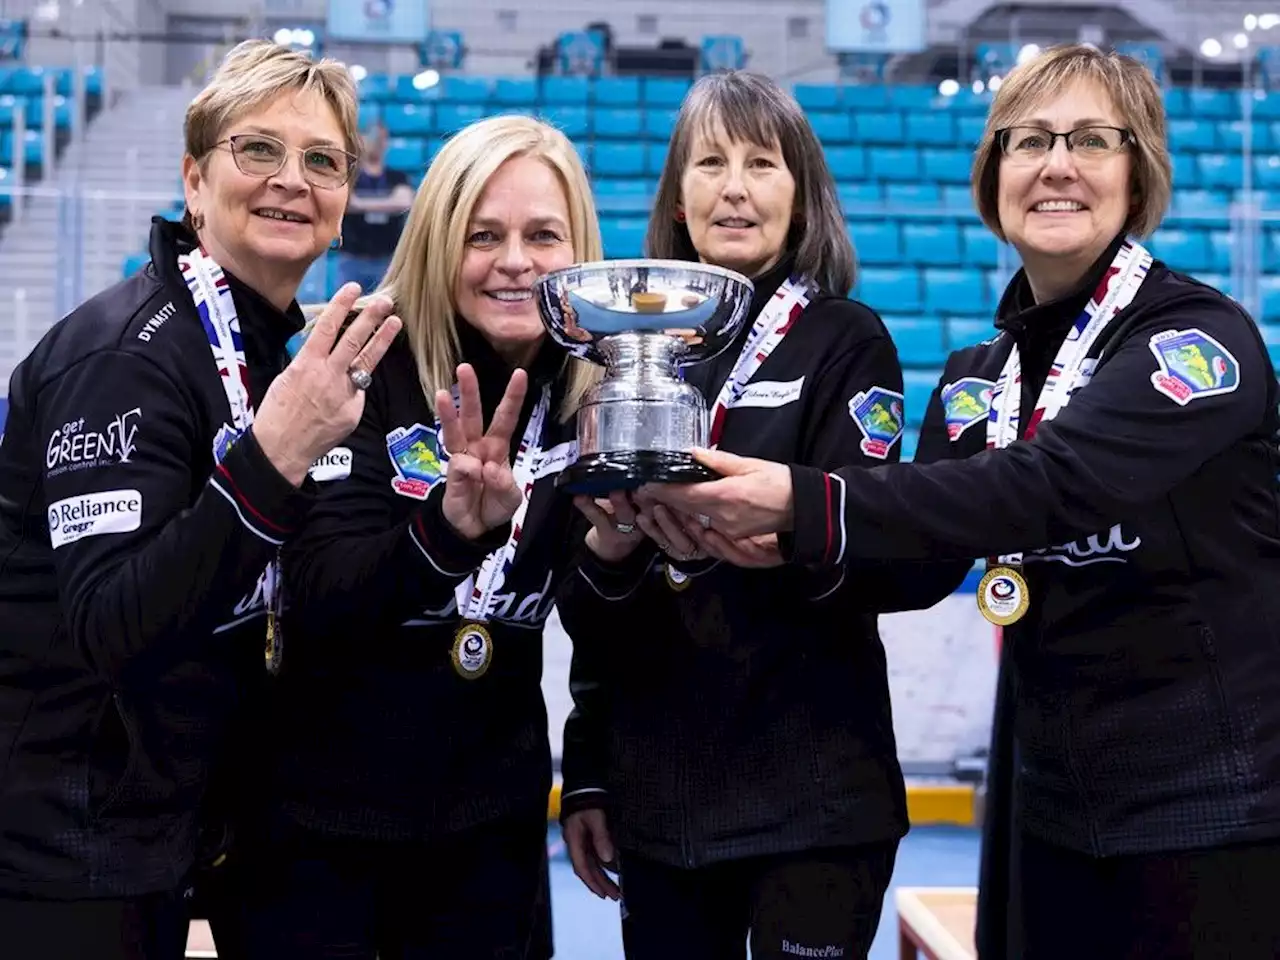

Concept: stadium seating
[[0, 65, 103, 229], [124, 73, 1280, 456]]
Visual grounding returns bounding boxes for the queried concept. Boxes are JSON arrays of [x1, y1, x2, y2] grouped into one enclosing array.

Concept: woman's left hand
[[634, 503, 707, 565], [681, 519, 784, 569]]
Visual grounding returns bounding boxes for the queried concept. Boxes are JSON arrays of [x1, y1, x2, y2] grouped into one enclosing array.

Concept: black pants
[[0, 890, 190, 960], [1018, 832, 1280, 960], [618, 840, 898, 960], [238, 815, 552, 960]]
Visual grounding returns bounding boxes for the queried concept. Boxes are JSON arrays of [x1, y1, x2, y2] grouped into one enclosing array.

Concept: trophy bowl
[[534, 259, 755, 496]]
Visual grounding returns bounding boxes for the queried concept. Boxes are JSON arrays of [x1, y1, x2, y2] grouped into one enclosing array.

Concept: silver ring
[[697, 513, 712, 529], [348, 366, 373, 391], [615, 522, 636, 535]]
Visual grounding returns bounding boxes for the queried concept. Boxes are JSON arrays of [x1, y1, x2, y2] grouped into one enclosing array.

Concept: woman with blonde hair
[[239, 114, 601, 958], [647, 44, 1280, 959], [0, 39, 399, 959]]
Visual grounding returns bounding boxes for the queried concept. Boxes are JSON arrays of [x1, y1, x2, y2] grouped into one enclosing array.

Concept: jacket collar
[[148, 217, 305, 361], [994, 234, 1127, 340]]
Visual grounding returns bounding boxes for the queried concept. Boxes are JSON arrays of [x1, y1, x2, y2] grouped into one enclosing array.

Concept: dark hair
[[646, 70, 856, 294]]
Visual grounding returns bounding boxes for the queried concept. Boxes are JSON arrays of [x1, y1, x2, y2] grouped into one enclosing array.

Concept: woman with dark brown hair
[[555, 70, 969, 960]]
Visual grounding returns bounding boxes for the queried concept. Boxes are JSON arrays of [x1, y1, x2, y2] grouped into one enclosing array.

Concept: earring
[[191, 212, 205, 231], [330, 233, 343, 251], [675, 209, 686, 222]]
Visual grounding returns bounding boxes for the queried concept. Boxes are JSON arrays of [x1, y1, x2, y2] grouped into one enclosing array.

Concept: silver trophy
[[534, 259, 754, 495]]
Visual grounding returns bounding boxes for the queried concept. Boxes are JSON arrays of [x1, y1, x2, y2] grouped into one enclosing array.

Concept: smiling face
[[453, 154, 574, 366], [996, 79, 1133, 300], [678, 121, 796, 278], [182, 87, 350, 307]]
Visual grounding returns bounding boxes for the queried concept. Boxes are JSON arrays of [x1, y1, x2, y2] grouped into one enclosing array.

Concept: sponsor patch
[[847, 386, 905, 460], [940, 377, 995, 441], [48, 489, 143, 549], [309, 446, 353, 483], [45, 409, 142, 479], [386, 423, 447, 500], [1148, 327, 1240, 405]]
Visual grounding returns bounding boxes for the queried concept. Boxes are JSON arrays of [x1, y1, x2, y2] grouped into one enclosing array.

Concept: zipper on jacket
[[678, 722, 696, 868]]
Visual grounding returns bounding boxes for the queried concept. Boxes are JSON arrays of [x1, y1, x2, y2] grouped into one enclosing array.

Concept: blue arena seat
[[903, 222, 962, 266], [594, 77, 640, 106], [882, 315, 946, 367], [902, 369, 941, 427], [849, 220, 902, 264], [857, 267, 922, 313], [923, 268, 987, 316], [600, 218, 647, 258]]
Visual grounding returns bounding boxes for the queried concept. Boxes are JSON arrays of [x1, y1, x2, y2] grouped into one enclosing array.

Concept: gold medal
[[977, 565, 1030, 626], [265, 611, 282, 674], [451, 622, 493, 679], [665, 563, 692, 592]]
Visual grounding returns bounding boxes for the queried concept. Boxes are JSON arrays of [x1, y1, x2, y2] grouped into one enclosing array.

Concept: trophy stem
[[597, 332, 688, 380]]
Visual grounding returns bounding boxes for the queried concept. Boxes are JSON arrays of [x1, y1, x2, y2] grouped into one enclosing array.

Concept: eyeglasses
[[996, 125, 1133, 164], [216, 133, 358, 189]]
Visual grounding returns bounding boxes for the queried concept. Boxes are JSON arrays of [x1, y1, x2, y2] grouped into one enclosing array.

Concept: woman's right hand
[[253, 283, 401, 486], [563, 808, 620, 900], [575, 491, 646, 562], [437, 363, 529, 540]]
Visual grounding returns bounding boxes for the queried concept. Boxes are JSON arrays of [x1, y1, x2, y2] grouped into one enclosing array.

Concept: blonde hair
[[648, 71, 855, 295], [376, 114, 603, 423], [183, 40, 360, 228], [972, 43, 1172, 240]]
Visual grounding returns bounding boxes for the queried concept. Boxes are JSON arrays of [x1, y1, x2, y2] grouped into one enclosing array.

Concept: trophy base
[[556, 450, 717, 496]]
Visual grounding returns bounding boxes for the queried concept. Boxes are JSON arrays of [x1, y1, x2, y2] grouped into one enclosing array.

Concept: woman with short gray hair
[[0, 39, 399, 958], [556, 69, 969, 959]]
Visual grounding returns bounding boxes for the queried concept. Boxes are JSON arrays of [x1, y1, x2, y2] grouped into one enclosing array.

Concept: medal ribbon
[[178, 246, 284, 668], [985, 238, 1153, 568], [706, 275, 816, 448], [455, 383, 551, 622]]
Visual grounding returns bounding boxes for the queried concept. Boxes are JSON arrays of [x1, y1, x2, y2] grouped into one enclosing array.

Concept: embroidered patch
[[386, 423, 448, 500], [212, 423, 242, 465], [847, 387, 905, 459], [940, 377, 996, 441], [1147, 328, 1240, 406]]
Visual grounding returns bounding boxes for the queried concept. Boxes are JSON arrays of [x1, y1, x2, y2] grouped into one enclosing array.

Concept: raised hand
[[437, 363, 529, 540], [574, 491, 646, 563], [253, 283, 401, 486]]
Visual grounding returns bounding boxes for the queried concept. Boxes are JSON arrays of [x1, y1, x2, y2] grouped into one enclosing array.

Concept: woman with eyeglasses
[[643, 44, 1280, 959], [0, 41, 400, 960]]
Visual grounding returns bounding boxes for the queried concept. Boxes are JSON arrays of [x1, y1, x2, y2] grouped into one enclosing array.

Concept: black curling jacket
[[556, 256, 971, 867], [0, 218, 312, 897]]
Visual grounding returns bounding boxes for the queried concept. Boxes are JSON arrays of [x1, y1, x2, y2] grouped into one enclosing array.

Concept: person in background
[[643, 44, 1280, 960], [556, 70, 969, 960], [0, 40, 399, 960], [238, 114, 602, 960], [337, 121, 413, 291]]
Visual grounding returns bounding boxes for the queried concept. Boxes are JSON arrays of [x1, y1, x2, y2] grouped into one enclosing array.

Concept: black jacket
[[788, 240, 1280, 860], [556, 258, 970, 868], [0, 219, 313, 898], [266, 323, 584, 841]]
